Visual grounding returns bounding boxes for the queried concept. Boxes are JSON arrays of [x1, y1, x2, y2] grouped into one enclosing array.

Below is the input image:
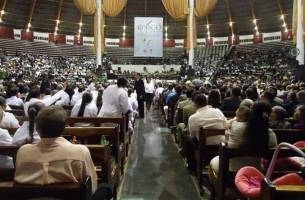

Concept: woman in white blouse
[[71, 92, 98, 117], [13, 102, 45, 146]]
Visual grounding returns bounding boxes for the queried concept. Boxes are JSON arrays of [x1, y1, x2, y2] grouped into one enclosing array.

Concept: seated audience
[[5, 84, 24, 107], [0, 106, 13, 168], [222, 86, 241, 112], [13, 102, 45, 146], [269, 106, 291, 129], [0, 96, 20, 128], [293, 105, 305, 129]]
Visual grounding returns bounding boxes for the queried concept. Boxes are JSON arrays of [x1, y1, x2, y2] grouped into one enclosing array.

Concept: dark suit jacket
[[134, 79, 145, 100], [222, 97, 241, 112]]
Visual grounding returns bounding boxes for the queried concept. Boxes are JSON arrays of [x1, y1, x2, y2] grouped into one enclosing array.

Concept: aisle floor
[[119, 110, 201, 200]]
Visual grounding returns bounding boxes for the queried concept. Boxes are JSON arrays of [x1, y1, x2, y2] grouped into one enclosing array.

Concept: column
[[96, 0, 102, 68], [297, 0, 304, 65], [188, 0, 194, 67]]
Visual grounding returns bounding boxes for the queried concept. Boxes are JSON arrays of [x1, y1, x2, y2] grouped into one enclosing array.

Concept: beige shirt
[[14, 137, 97, 193]]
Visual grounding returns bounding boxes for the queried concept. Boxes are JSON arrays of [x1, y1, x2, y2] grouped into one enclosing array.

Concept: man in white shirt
[[184, 93, 226, 174], [98, 78, 131, 117], [6, 84, 24, 107]]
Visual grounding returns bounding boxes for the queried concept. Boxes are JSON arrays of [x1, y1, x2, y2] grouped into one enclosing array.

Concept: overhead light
[[78, 29, 81, 33], [282, 22, 286, 27], [285, 28, 288, 32], [165, 26, 168, 31], [54, 31, 57, 35], [26, 28, 30, 32], [206, 24, 209, 29], [123, 32, 126, 36], [207, 31, 210, 35], [252, 19, 256, 24], [56, 19, 60, 24], [122, 36, 125, 40], [229, 21, 233, 27], [55, 26, 58, 31], [208, 36, 211, 40], [165, 33, 168, 37], [27, 23, 31, 28], [0, 18, 2, 23], [123, 25, 126, 30], [0, 10, 5, 15], [256, 31, 259, 35], [254, 26, 258, 30], [280, 15, 284, 20], [79, 22, 83, 27]]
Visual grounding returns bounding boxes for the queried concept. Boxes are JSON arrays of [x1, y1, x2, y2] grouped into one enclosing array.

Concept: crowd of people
[[0, 41, 304, 198]]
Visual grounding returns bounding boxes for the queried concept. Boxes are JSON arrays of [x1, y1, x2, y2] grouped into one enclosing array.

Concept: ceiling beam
[[248, 0, 259, 35], [54, 0, 64, 34], [26, 0, 37, 30], [224, 0, 234, 35], [0, 0, 7, 21]]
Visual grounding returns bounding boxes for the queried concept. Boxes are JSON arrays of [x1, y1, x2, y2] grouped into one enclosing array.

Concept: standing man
[[134, 73, 145, 118]]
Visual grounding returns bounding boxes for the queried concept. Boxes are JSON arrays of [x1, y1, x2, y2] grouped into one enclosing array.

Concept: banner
[[134, 17, 163, 57]]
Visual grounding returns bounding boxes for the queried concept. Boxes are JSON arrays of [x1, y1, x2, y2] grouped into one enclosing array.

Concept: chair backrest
[[273, 129, 305, 144], [0, 176, 92, 200], [8, 105, 24, 110], [6, 109, 25, 116], [0, 145, 19, 181]]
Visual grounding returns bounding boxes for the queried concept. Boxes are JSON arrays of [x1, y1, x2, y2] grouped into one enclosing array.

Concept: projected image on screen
[[134, 17, 163, 57]]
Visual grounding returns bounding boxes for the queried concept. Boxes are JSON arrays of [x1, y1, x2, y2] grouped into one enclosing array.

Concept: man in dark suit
[[134, 73, 145, 118], [222, 86, 242, 112]]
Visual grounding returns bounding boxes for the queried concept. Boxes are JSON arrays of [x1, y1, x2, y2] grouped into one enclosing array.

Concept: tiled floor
[[119, 110, 201, 200]]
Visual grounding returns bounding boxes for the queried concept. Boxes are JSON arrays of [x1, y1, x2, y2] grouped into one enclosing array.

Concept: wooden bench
[[197, 128, 226, 196], [0, 145, 19, 181], [67, 116, 129, 173], [273, 129, 305, 144], [0, 176, 92, 200], [6, 109, 25, 116]]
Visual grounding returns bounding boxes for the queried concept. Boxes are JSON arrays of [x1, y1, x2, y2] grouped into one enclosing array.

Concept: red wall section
[[74, 35, 83, 45], [0, 26, 14, 39], [49, 34, 66, 44], [164, 39, 175, 47], [119, 38, 134, 47], [253, 33, 263, 43], [205, 37, 213, 46], [21, 30, 34, 42], [281, 29, 293, 41]]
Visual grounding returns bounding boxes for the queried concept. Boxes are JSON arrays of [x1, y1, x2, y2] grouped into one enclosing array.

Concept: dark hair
[[231, 87, 241, 97], [0, 96, 6, 109], [186, 88, 194, 98], [78, 92, 93, 117], [44, 88, 51, 95], [117, 77, 128, 88], [35, 106, 67, 138], [243, 101, 272, 154], [271, 106, 287, 121], [6, 84, 19, 98], [26, 86, 41, 102], [27, 102, 45, 143], [246, 86, 259, 101], [194, 93, 207, 108], [208, 89, 221, 108]]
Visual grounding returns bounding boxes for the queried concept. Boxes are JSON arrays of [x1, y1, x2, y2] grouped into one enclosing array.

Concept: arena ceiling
[[1, 0, 293, 39]]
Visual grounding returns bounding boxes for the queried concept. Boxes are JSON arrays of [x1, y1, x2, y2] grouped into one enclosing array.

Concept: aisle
[[119, 110, 201, 200]]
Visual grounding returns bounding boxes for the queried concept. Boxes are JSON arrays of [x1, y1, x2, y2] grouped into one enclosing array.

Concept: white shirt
[[0, 111, 20, 128], [155, 87, 164, 99], [6, 96, 24, 107], [70, 101, 98, 117], [188, 105, 226, 141], [71, 92, 84, 106], [227, 121, 247, 148], [145, 80, 155, 94], [128, 96, 138, 111], [98, 85, 131, 117], [0, 128, 13, 168], [12, 121, 41, 146]]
